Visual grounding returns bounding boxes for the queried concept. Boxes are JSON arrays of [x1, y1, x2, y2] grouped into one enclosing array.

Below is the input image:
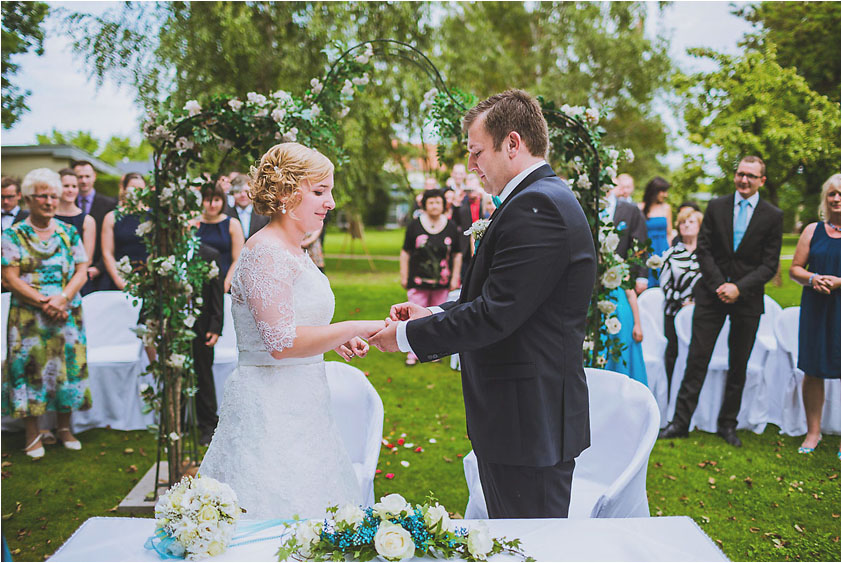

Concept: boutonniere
[[464, 218, 491, 241]]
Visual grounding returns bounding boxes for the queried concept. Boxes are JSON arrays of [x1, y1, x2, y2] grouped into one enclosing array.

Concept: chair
[[770, 307, 841, 436], [446, 289, 461, 371], [1, 292, 9, 364], [640, 309, 669, 427], [325, 361, 384, 507], [667, 304, 770, 433], [637, 288, 665, 335], [463, 368, 660, 519], [72, 291, 153, 432], [212, 294, 238, 410]]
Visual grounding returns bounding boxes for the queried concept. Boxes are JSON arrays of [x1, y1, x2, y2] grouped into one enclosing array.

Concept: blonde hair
[[676, 206, 703, 228], [819, 173, 841, 221], [249, 143, 334, 216], [21, 168, 62, 198]]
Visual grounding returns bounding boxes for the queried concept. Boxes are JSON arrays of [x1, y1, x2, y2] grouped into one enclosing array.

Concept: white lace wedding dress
[[199, 241, 361, 519]]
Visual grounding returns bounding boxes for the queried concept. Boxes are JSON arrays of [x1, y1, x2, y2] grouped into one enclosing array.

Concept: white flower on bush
[[246, 92, 267, 105], [169, 432, 181, 442], [624, 148, 635, 162], [309, 78, 323, 94], [339, 106, 350, 118], [604, 166, 617, 180], [374, 522, 415, 562], [576, 175, 591, 190], [597, 300, 616, 315], [157, 255, 176, 275], [310, 104, 321, 119], [160, 186, 175, 202], [352, 73, 369, 86], [608, 148, 620, 163], [341, 79, 354, 97], [601, 232, 620, 255], [175, 137, 194, 151], [584, 108, 599, 124], [167, 354, 186, 369], [184, 314, 196, 329], [646, 255, 664, 270], [283, 127, 298, 142], [601, 264, 624, 290], [596, 355, 607, 367], [136, 220, 154, 237], [255, 108, 269, 118], [218, 139, 234, 151], [467, 522, 494, 560], [117, 255, 133, 276], [355, 43, 373, 64], [295, 520, 323, 557], [373, 493, 410, 519], [271, 108, 286, 122], [334, 504, 364, 528], [272, 90, 292, 103], [228, 98, 243, 111], [423, 503, 450, 532], [561, 103, 584, 119], [582, 339, 594, 352], [184, 100, 202, 116], [207, 261, 219, 279], [605, 317, 622, 335]]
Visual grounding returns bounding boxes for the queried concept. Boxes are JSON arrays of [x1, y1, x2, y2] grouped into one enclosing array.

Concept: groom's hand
[[370, 319, 400, 353], [389, 302, 431, 322]]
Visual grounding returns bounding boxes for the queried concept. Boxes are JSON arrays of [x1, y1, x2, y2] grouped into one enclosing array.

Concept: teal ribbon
[[492, 195, 502, 207], [229, 518, 295, 548], [145, 528, 186, 559]]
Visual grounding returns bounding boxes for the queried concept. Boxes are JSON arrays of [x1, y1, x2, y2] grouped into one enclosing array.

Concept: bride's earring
[[281, 202, 287, 215]]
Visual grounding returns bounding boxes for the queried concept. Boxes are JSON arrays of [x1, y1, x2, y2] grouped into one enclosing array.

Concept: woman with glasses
[[1, 168, 91, 458]]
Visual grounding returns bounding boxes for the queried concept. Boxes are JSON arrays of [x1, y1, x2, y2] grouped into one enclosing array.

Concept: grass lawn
[[2, 228, 838, 562]]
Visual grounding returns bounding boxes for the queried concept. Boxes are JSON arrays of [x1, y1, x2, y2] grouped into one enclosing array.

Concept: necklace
[[827, 221, 841, 232], [27, 218, 54, 233]]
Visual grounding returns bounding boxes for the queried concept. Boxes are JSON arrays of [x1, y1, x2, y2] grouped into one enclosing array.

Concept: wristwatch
[[60, 291, 70, 301]]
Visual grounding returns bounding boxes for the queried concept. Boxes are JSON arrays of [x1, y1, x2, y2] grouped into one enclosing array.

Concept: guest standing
[[659, 207, 703, 388], [603, 287, 647, 386], [101, 173, 149, 291], [660, 156, 783, 447], [789, 173, 841, 455], [639, 177, 672, 288], [198, 183, 244, 292], [1, 176, 28, 230], [1, 169, 91, 458], [225, 173, 268, 240], [72, 160, 116, 295], [400, 189, 462, 366], [607, 178, 649, 294], [55, 169, 96, 270]]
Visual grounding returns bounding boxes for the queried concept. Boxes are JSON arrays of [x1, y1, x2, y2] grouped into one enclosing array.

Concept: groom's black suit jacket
[[406, 164, 597, 467]]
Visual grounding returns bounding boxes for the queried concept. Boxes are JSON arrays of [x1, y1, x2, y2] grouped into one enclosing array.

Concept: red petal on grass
[[397, 438, 405, 446], [385, 473, 395, 479], [375, 469, 382, 474], [414, 447, 423, 453]]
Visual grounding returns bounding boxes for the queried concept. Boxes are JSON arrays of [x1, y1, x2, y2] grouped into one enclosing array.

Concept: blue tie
[[734, 199, 749, 250], [492, 195, 502, 207]]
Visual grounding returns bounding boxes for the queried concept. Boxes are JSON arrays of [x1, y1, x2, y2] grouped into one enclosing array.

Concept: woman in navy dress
[[102, 173, 149, 290], [198, 183, 244, 292], [55, 168, 95, 269], [789, 173, 841, 455], [639, 177, 672, 288]]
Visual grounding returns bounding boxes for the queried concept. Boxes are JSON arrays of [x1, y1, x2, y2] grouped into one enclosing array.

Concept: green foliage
[[36, 129, 101, 155], [736, 2, 841, 103], [674, 45, 841, 208], [36, 128, 155, 168], [1, 0, 48, 128]]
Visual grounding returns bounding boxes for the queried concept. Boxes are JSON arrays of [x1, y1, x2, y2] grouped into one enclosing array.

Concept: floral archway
[[124, 40, 643, 491]]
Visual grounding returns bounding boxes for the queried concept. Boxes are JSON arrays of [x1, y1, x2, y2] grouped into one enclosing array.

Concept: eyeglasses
[[735, 172, 762, 180], [30, 194, 60, 201]]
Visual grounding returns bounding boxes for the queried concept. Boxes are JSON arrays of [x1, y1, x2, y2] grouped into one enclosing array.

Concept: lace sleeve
[[236, 245, 302, 352]]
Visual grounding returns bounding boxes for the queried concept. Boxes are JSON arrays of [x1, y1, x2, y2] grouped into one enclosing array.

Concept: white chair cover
[[640, 309, 669, 427], [770, 307, 841, 436], [463, 368, 660, 519], [1, 292, 9, 364], [325, 361, 384, 507], [447, 289, 461, 371], [668, 304, 770, 433], [638, 288, 665, 335], [212, 294, 237, 411]]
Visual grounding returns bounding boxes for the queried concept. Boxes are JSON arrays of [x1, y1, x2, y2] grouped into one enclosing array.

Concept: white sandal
[[24, 435, 45, 459], [56, 428, 82, 450]]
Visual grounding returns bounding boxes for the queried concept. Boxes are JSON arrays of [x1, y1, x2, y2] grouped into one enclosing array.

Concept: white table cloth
[[49, 516, 727, 562]]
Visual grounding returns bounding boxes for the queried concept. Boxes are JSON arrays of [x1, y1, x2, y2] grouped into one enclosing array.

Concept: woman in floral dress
[[1, 168, 91, 458]]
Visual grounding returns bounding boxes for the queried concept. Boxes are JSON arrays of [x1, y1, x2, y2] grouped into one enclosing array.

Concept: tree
[[36, 128, 154, 166], [736, 2, 840, 103], [2, 1, 48, 128], [674, 45, 840, 217]]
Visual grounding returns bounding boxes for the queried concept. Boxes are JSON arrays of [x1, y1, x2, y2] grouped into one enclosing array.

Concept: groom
[[371, 90, 596, 518]]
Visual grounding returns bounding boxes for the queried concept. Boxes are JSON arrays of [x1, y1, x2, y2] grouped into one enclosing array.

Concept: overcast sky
[[3, 1, 753, 167]]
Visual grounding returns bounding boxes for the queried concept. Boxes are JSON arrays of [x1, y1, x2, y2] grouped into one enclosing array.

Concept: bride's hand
[[334, 337, 370, 361], [356, 320, 387, 339], [389, 302, 431, 322]]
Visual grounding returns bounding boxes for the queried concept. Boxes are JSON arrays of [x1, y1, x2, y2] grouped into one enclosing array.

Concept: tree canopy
[[2, 1, 48, 128]]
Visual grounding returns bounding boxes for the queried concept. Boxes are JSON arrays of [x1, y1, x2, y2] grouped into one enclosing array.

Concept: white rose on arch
[[309, 78, 323, 95], [597, 300, 616, 315], [184, 100, 202, 116], [601, 264, 624, 290], [605, 317, 622, 335], [227, 98, 243, 111], [373, 522, 415, 562], [646, 255, 664, 270], [576, 175, 592, 190], [600, 232, 620, 255]]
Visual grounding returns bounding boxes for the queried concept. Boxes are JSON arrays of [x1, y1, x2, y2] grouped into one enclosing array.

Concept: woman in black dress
[[55, 168, 95, 268], [101, 173, 149, 290]]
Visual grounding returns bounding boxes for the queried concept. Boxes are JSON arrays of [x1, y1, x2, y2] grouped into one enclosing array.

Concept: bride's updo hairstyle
[[249, 142, 334, 216]]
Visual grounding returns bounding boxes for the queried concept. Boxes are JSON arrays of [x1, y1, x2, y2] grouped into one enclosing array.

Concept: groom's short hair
[[462, 89, 548, 158]]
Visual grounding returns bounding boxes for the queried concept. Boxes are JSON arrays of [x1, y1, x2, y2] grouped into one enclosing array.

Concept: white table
[[49, 516, 728, 561]]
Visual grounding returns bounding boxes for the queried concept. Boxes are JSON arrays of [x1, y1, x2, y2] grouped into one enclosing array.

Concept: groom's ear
[[506, 131, 522, 158]]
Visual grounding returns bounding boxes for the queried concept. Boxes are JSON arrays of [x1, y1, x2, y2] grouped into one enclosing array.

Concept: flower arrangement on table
[[276, 494, 533, 562], [145, 474, 243, 560]]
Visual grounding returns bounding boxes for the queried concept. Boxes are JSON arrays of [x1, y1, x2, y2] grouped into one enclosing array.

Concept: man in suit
[[659, 156, 783, 447], [372, 90, 597, 518], [1, 176, 28, 231], [225, 173, 268, 239], [606, 178, 649, 294], [72, 160, 116, 294]]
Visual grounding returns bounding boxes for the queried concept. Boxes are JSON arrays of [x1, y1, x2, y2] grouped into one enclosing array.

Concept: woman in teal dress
[[640, 177, 672, 288], [1, 168, 91, 459], [789, 173, 841, 455], [602, 287, 647, 386]]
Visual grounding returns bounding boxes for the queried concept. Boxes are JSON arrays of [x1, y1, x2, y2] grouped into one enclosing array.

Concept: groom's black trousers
[[477, 457, 575, 518]]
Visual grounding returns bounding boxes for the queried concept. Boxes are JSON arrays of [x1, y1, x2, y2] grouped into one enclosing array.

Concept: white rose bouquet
[[276, 494, 532, 562], [145, 475, 242, 560]]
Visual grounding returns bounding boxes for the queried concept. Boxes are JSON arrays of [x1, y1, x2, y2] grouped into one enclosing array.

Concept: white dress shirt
[[236, 204, 253, 237], [733, 191, 759, 234], [396, 160, 548, 354], [2, 205, 21, 230]]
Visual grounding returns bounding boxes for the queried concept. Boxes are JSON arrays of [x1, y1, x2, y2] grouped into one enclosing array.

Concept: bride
[[199, 143, 385, 519]]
